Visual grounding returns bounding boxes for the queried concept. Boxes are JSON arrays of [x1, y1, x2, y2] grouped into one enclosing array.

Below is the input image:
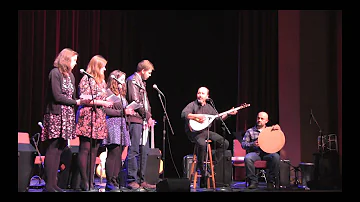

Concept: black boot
[[200, 170, 207, 188], [105, 177, 120, 192]]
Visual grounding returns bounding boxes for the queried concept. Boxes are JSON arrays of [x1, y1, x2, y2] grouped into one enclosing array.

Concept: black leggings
[[44, 138, 67, 190], [105, 144, 122, 183], [77, 136, 101, 189]]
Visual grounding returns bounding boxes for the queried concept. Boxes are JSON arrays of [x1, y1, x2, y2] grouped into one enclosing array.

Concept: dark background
[[18, 10, 342, 179]]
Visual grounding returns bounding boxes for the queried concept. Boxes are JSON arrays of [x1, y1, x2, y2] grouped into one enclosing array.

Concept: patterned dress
[[41, 76, 77, 141], [75, 76, 108, 140], [103, 96, 131, 146]]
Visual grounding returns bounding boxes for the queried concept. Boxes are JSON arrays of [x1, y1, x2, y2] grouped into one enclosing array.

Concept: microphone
[[309, 109, 312, 124], [111, 75, 125, 84], [152, 84, 164, 96], [80, 69, 94, 79], [33, 122, 43, 140], [38, 122, 44, 129]]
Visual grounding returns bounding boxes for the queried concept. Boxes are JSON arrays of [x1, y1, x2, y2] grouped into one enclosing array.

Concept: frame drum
[[258, 127, 285, 153]]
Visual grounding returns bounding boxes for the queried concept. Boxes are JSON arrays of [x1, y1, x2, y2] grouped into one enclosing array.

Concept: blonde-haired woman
[[75, 55, 113, 192]]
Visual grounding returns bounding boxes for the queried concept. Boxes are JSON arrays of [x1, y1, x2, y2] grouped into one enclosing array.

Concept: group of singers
[[40, 48, 155, 192], [39, 47, 282, 192]]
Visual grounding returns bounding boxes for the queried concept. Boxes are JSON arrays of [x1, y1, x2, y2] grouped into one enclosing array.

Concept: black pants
[[193, 131, 229, 177]]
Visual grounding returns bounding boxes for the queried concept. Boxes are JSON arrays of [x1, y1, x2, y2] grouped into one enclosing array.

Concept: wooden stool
[[190, 139, 216, 189]]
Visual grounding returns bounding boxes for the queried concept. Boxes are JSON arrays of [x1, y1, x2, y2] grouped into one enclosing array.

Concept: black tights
[[44, 138, 67, 191], [77, 136, 101, 189], [105, 144, 122, 184]]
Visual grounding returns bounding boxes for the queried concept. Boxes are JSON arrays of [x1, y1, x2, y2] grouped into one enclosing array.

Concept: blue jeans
[[244, 151, 280, 184], [127, 123, 149, 184]]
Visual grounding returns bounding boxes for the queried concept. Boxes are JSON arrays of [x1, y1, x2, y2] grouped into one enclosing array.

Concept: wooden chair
[[189, 139, 216, 189]]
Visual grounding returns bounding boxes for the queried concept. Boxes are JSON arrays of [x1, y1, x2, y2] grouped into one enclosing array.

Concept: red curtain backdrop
[[18, 10, 341, 178]]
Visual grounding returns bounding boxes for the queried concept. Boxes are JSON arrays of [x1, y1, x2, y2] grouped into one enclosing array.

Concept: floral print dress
[[41, 76, 77, 141], [75, 76, 108, 140]]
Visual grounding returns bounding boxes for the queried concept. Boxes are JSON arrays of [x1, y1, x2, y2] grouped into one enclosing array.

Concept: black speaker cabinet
[[18, 143, 36, 192], [279, 160, 290, 188], [144, 148, 161, 185], [156, 178, 190, 192], [214, 150, 232, 187], [182, 154, 194, 179], [57, 146, 80, 189], [308, 151, 342, 190]]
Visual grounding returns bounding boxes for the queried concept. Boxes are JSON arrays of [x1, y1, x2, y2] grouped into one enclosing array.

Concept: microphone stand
[[310, 109, 324, 156], [309, 109, 324, 183], [31, 133, 45, 187], [208, 99, 232, 192], [283, 161, 302, 189], [118, 95, 127, 192], [86, 76, 96, 191], [156, 92, 174, 180]]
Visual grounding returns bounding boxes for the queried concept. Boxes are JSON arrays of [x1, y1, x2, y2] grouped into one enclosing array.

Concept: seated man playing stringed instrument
[[181, 86, 238, 188], [241, 111, 282, 190]]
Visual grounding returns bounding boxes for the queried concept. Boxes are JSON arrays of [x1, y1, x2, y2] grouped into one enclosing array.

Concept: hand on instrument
[[228, 107, 238, 116], [194, 115, 206, 123], [271, 124, 281, 131]]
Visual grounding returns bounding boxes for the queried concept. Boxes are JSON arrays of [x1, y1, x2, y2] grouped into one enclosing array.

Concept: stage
[[26, 176, 342, 192]]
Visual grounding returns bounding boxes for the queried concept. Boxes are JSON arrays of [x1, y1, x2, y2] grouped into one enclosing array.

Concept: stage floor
[[26, 176, 342, 192]]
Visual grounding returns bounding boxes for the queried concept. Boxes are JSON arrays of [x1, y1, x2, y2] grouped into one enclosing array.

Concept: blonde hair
[[53, 48, 78, 76], [85, 55, 107, 84]]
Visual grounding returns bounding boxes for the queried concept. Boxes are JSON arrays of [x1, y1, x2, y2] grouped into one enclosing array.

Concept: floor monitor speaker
[[156, 178, 190, 192]]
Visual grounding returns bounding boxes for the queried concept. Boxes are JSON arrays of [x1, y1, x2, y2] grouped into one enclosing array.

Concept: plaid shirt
[[241, 126, 263, 153]]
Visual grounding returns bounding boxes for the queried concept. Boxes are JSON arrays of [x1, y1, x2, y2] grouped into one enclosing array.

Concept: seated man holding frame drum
[[241, 111, 285, 190]]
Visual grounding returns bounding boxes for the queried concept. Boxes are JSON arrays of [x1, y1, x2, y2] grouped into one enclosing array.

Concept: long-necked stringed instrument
[[189, 103, 250, 132]]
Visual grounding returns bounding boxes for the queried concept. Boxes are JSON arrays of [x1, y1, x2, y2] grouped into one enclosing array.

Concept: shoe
[[43, 185, 65, 192], [80, 182, 89, 191], [106, 177, 120, 192], [266, 182, 275, 190], [80, 182, 97, 192], [43, 187, 57, 192], [141, 182, 156, 189], [54, 185, 66, 192], [105, 183, 120, 192], [247, 182, 258, 189], [127, 181, 140, 190], [199, 171, 207, 188]]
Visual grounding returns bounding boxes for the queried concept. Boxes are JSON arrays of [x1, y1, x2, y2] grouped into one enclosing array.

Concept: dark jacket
[[103, 101, 125, 117], [125, 72, 151, 124], [181, 100, 217, 139], [44, 68, 77, 115]]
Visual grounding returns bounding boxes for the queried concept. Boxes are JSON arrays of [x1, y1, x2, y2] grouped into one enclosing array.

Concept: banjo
[[189, 103, 250, 132]]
